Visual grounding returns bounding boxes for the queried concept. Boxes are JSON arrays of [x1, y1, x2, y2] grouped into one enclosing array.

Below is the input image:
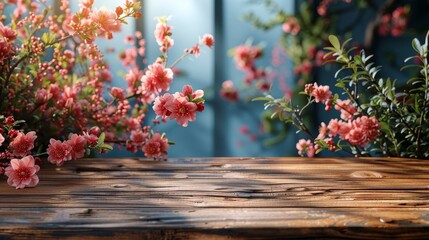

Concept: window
[[66, 0, 295, 157]]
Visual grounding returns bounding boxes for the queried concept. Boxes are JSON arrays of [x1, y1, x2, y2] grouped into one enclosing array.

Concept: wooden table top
[[1, 157, 429, 239]]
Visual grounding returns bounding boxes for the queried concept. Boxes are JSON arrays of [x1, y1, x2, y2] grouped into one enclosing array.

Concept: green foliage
[[256, 32, 429, 159]]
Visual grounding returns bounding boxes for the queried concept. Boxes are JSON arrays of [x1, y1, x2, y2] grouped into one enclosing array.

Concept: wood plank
[[1, 157, 429, 239], [0, 207, 428, 228], [1, 208, 429, 239]]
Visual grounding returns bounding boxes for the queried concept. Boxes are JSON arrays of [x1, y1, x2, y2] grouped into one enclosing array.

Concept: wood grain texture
[[1, 157, 429, 239]]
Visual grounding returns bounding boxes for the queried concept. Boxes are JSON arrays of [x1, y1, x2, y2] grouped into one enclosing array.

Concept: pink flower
[[181, 84, 204, 100], [359, 116, 381, 141], [5, 116, 15, 126], [123, 117, 142, 130], [317, 122, 328, 140], [154, 20, 174, 48], [0, 38, 15, 64], [188, 43, 200, 57], [335, 99, 356, 120], [233, 45, 262, 71], [125, 69, 143, 94], [141, 63, 174, 94], [201, 34, 214, 48], [142, 132, 169, 159], [345, 116, 380, 147], [35, 88, 51, 104], [311, 83, 332, 104], [345, 126, 367, 147], [327, 119, 343, 137], [119, 48, 138, 67], [83, 133, 99, 147], [0, 22, 17, 40], [220, 80, 239, 102], [88, 126, 101, 137], [4, 156, 40, 189], [111, 87, 125, 100], [0, 134, 4, 147], [47, 139, 72, 166], [153, 85, 204, 126], [130, 129, 149, 145], [165, 95, 198, 127], [66, 134, 87, 160], [153, 93, 174, 120], [282, 17, 300, 35], [10, 131, 37, 157], [378, 7, 409, 37], [126, 141, 138, 153], [80, 0, 94, 8], [296, 139, 315, 157], [91, 7, 121, 37]]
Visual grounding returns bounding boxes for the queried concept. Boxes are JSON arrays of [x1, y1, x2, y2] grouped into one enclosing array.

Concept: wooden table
[[1, 157, 429, 239]]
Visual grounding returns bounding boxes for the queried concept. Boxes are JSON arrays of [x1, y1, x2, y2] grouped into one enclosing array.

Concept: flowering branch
[[254, 31, 429, 159], [0, 1, 214, 189]]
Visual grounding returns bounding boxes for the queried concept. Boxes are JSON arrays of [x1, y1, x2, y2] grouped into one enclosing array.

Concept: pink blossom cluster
[[126, 128, 169, 159], [282, 17, 301, 35], [296, 139, 316, 158], [378, 6, 409, 37], [320, 116, 381, 147], [227, 43, 271, 100], [119, 31, 146, 69], [234, 45, 263, 72], [65, 0, 142, 43], [184, 34, 214, 57], [0, 1, 214, 189], [0, 116, 103, 189], [296, 83, 381, 157], [154, 16, 174, 52], [317, 0, 352, 16], [220, 80, 239, 102], [46, 132, 100, 166], [0, 22, 16, 64], [153, 85, 205, 127]]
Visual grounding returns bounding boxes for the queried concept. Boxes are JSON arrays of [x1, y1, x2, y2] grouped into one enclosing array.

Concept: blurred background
[[87, 0, 429, 157]]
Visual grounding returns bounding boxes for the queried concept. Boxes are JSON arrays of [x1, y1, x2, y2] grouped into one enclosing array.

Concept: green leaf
[[252, 97, 270, 102], [415, 97, 421, 114], [335, 81, 346, 88], [404, 56, 418, 63], [323, 47, 336, 52], [12, 120, 26, 126], [328, 35, 341, 50], [97, 132, 106, 146], [41, 32, 56, 45], [99, 143, 113, 151], [193, 98, 205, 103], [412, 38, 423, 55]]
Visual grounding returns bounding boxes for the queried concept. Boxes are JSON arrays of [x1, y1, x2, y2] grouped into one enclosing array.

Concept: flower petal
[[10, 159, 20, 170]]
